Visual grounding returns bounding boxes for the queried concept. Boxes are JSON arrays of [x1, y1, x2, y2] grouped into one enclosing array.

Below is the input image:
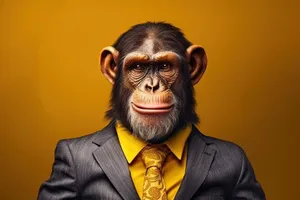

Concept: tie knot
[[141, 144, 170, 169]]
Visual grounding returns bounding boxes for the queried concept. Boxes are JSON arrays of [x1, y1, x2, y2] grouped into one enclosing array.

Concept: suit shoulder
[[57, 122, 115, 150], [58, 130, 100, 146], [59, 123, 107, 146], [201, 134, 246, 159]]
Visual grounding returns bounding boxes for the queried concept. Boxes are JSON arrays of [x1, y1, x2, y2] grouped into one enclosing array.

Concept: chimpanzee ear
[[99, 46, 119, 84], [186, 45, 207, 85]]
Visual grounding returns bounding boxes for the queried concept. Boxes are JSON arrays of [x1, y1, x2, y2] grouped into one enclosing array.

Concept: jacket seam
[[233, 147, 244, 193], [65, 140, 79, 198]]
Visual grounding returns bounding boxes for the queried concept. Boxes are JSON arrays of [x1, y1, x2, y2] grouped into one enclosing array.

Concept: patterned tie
[[141, 144, 170, 200]]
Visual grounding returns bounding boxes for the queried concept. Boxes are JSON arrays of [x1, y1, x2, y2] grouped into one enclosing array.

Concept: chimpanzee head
[[100, 22, 207, 143]]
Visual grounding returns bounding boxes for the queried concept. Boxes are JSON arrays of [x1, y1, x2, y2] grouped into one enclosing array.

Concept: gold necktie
[[141, 145, 170, 200]]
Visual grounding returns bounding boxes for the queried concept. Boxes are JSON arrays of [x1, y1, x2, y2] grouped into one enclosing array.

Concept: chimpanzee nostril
[[145, 81, 160, 92], [152, 83, 160, 92], [144, 77, 161, 92], [145, 84, 153, 91]]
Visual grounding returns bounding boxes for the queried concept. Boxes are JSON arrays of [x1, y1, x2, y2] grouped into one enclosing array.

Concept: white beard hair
[[127, 94, 180, 143]]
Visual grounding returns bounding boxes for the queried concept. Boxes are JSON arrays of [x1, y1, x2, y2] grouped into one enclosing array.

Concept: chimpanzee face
[[100, 22, 207, 143], [123, 47, 182, 142]]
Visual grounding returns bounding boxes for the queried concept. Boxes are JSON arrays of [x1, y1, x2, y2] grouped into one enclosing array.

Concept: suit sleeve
[[232, 148, 266, 200], [38, 140, 77, 200]]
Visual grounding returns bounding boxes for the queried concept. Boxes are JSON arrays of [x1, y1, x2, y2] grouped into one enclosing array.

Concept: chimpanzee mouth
[[131, 102, 174, 114]]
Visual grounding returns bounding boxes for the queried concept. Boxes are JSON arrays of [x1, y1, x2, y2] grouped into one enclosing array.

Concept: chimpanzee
[[38, 22, 266, 200], [100, 22, 207, 143]]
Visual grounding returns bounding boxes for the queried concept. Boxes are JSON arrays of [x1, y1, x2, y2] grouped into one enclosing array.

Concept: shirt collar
[[115, 121, 192, 163], [164, 123, 192, 160]]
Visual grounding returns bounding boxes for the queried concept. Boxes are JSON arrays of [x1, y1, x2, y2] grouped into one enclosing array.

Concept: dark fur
[[105, 22, 199, 135]]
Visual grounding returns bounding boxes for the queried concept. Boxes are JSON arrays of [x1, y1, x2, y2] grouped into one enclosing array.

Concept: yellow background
[[0, 0, 299, 199]]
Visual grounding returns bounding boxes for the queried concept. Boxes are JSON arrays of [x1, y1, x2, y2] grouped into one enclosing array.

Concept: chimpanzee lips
[[131, 102, 174, 114]]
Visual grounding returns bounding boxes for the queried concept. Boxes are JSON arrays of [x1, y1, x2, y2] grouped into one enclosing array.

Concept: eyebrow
[[123, 51, 181, 69], [153, 51, 181, 65], [123, 53, 150, 69]]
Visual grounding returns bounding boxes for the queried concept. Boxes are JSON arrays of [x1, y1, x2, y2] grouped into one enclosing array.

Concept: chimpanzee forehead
[[134, 37, 181, 56], [137, 38, 156, 55]]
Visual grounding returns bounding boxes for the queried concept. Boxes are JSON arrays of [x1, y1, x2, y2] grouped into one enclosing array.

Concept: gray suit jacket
[[38, 122, 266, 200]]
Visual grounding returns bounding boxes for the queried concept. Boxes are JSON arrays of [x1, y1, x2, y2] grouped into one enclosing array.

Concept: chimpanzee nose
[[144, 77, 163, 93]]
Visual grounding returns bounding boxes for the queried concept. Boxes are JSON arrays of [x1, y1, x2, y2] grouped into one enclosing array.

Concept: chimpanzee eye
[[131, 63, 146, 71], [158, 63, 171, 71]]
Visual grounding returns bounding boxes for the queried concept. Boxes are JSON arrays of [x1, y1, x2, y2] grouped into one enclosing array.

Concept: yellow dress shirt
[[116, 121, 192, 200]]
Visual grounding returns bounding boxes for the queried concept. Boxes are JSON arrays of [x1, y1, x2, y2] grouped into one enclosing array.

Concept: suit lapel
[[92, 122, 140, 200], [174, 125, 216, 200]]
